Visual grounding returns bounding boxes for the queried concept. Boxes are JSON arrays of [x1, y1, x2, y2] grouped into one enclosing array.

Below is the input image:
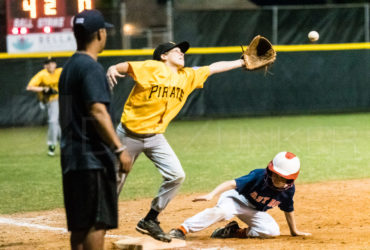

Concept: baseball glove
[[42, 87, 58, 95], [241, 35, 276, 71]]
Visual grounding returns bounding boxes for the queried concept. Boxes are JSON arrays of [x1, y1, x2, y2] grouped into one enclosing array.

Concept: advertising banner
[[6, 32, 76, 53]]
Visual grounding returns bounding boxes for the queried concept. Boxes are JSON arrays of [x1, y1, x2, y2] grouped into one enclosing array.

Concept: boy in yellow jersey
[[106, 41, 247, 242], [27, 57, 62, 156]]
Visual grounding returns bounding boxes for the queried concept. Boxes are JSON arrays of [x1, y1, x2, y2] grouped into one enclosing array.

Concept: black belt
[[122, 123, 156, 138]]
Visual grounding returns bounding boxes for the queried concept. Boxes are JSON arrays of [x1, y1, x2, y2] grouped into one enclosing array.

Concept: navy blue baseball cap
[[73, 9, 114, 34], [153, 41, 190, 61]]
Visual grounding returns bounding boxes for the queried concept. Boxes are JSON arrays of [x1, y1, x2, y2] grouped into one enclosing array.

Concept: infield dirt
[[1, 179, 369, 249]]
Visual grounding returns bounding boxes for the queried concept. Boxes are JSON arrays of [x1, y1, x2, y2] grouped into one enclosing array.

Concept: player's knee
[[166, 168, 185, 185], [248, 224, 280, 238], [173, 171, 185, 184], [264, 224, 280, 237], [267, 220, 280, 237]]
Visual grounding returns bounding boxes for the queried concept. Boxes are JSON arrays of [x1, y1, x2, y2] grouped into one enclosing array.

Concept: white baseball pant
[[181, 189, 280, 238]]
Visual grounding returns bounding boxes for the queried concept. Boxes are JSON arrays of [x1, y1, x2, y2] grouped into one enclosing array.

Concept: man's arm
[[89, 102, 132, 173], [27, 85, 51, 93], [209, 59, 245, 76], [26, 72, 48, 93], [106, 62, 129, 87], [192, 180, 236, 202], [284, 211, 311, 236]]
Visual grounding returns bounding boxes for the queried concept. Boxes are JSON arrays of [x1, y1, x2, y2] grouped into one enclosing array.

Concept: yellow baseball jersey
[[27, 68, 62, 103], [121, 60, 210, 134]]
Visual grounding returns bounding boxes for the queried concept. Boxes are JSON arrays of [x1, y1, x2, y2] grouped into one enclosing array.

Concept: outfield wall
[[0, 44, 369, 127], [1, 4, 369, 126]]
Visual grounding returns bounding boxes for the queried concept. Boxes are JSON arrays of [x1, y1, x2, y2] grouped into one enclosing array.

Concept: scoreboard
[[6, 0, 94, 53]]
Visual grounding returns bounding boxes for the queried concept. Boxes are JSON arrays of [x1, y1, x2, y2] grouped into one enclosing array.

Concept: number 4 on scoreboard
[[22, 0, 36, 18]]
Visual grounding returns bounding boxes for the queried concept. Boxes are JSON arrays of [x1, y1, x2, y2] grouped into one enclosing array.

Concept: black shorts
[[62, 169, 118, 231]]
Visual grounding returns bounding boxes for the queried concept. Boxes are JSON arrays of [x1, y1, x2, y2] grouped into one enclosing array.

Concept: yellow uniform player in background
[[107, 41, 247, 242], [27, 57, 62, 156]]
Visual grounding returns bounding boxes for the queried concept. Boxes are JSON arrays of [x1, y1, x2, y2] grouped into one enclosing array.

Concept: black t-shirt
[[59, 53, 115, 174]]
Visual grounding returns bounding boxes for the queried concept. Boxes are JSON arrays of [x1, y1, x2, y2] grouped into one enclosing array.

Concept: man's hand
[[192, 193, 213, 202], [118, 149, 132, 174], [291, 230, 312, 236], [42, 87, 50, 93], [284, 211, 312, 237], [42, 87, 58, 95], [106, 65, 126, 89]]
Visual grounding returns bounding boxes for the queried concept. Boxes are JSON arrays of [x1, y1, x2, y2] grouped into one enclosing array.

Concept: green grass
[[1, 113, 370, 214]]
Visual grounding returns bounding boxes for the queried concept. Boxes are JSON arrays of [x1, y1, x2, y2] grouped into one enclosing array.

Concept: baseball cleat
[[169, 228, 186, 240], [48, 145, 55, 156], [136, 218, 172, 242], [211, 221, 241, 238]]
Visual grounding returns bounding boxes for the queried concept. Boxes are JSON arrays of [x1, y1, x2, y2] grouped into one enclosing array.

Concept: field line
[[0, 217, 130, 239]]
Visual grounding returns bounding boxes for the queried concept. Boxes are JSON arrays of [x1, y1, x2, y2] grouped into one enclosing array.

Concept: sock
[[178, 225, 187, 235], [235, 228, 248, 238], [144, 208, 159, 221]]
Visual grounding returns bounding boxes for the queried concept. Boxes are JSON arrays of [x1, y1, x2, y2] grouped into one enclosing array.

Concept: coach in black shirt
[[59, 9, 131, 249]]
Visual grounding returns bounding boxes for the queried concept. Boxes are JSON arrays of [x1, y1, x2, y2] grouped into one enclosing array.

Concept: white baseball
[[308, 31, 319, 42]]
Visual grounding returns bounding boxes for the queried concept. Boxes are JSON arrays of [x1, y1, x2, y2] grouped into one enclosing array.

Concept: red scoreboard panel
[[6, 0, 94, 53]]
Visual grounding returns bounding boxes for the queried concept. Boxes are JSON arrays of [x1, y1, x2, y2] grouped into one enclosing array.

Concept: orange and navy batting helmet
[[265, 152, 300, 191]]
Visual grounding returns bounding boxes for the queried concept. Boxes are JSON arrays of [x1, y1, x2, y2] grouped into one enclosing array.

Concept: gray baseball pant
[[46, 99, 60, 146], [116, 123, 185, 213]]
